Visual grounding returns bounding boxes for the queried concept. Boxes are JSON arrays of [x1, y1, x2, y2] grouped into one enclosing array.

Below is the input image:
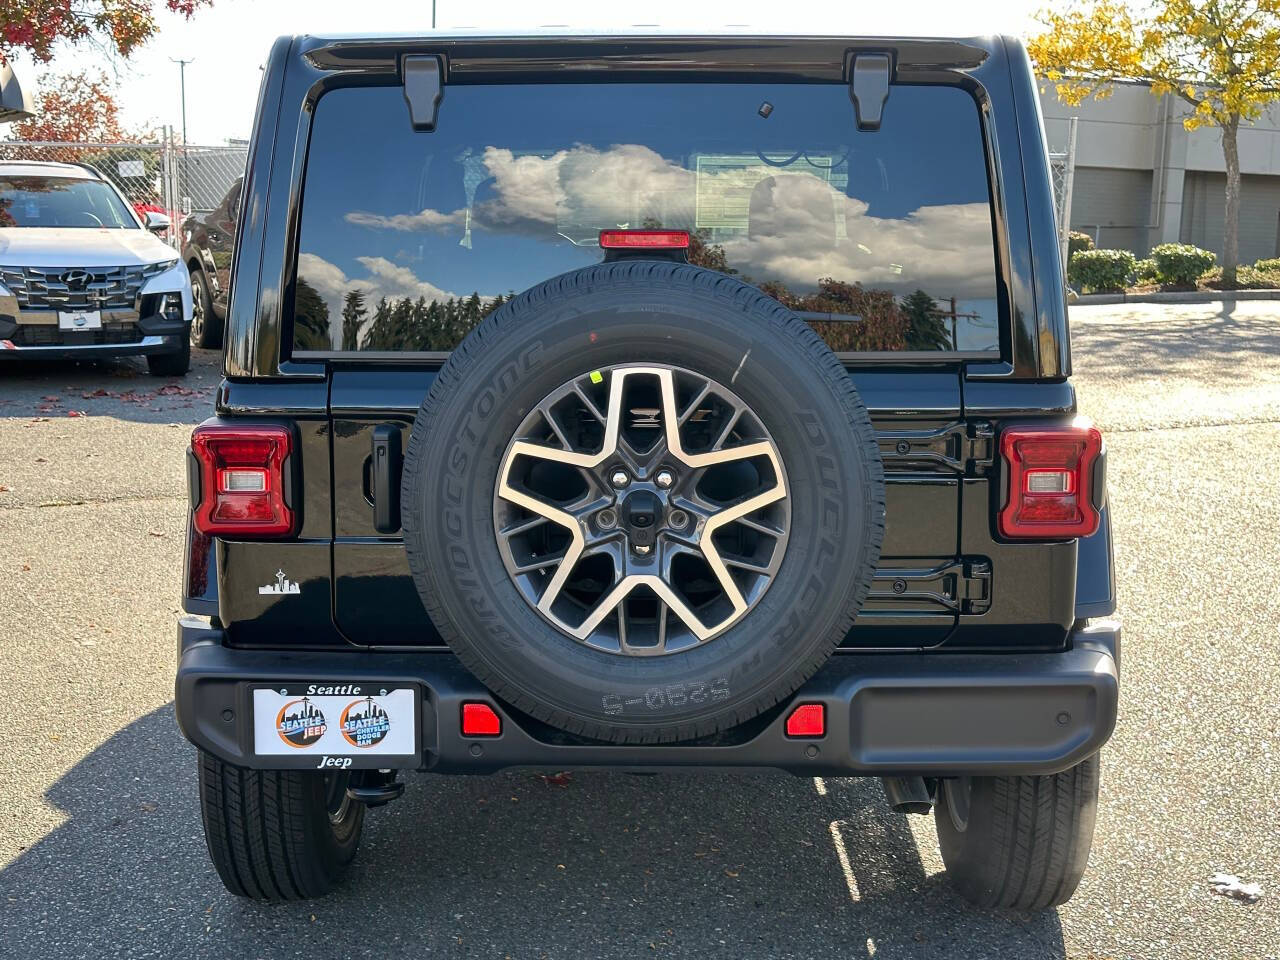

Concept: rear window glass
[[292, 82, 999, 355]]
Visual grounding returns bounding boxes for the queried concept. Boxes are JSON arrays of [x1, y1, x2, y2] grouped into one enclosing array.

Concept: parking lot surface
[[1, 302, 1277, 959]]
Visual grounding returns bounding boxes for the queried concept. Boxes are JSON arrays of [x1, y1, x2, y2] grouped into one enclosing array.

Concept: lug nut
[[668, 509, 690, 529], [655, 469, 675, 489], [610, 469, 630, 489], [597, 508, 618, 529], [634, 544, 652, 555]]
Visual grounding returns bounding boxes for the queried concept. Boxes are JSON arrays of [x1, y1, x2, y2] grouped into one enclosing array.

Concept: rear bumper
[[175, 619, 1120, 778]]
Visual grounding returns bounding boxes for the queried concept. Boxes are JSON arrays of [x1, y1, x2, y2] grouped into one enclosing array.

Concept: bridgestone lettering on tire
[[401, 261, 886, 744]]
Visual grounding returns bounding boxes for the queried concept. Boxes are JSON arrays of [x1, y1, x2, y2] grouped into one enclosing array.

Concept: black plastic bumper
[[175, 618, 1119, 777]]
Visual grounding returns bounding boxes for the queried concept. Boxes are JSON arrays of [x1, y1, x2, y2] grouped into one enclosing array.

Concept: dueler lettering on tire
[[401, 261, 885, 744]]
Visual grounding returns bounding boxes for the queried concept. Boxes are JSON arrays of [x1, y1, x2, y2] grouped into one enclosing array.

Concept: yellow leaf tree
[[1029, 0, 1280, 285]]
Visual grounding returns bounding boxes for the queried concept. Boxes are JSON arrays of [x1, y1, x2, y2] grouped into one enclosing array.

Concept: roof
[[0, 160, 100, 180], [299, 26, 1007, 41]]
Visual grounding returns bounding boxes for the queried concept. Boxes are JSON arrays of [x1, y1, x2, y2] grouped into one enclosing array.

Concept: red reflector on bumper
[[461, 702, 502, 737], [785, 703, 825, 738]]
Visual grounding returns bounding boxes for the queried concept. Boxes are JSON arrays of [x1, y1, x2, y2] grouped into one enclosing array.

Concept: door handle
[[371, 424, 402, 533]]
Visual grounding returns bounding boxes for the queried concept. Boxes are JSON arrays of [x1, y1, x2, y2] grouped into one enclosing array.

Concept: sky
[[10, 0, 1042, 145]]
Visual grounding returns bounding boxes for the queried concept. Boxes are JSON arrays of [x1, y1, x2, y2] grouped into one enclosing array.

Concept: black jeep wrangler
[[176, 31, 1119, 911]]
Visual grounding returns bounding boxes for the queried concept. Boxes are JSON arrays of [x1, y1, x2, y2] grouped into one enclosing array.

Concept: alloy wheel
[[493, 364, 791, 656]]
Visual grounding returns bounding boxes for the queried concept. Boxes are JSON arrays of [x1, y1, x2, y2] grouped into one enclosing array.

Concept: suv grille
[[0, 263, 171, 311], [8, 324, 145, 347]]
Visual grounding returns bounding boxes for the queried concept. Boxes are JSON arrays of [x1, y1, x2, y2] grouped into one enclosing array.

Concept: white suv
[[0, 160, 193, 375]]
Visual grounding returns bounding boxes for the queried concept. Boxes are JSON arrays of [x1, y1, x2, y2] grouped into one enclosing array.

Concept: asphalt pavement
[[1, 302, 1277, 959]]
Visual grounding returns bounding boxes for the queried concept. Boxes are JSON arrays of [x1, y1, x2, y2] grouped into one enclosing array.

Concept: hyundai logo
[[59, 269, 92, 291]]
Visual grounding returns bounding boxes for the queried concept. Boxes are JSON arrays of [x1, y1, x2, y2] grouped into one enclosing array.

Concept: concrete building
[[1040, 82, 1280, 263]]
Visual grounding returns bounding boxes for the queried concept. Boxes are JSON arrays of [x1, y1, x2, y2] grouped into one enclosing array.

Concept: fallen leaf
[[724, 868, 739, 878], [539, 771, 572, 786], [149, 531, 165, 538], [67, 410, 87, 417], [140, 801, 157, 812]]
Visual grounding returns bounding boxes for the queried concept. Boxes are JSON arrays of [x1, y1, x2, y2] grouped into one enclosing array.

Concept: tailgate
[[329, 367, 976, 650]]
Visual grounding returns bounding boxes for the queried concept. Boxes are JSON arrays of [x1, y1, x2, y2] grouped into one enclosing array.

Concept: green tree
[[292, 278, 331, 351], [340, 289, 368, 352], [900, 290, 952, 351], [1029, 0, 1280, 284]]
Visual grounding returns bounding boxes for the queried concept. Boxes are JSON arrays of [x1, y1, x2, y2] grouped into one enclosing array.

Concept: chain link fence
[[1047, 116, 1079, 275], [0, 129, 247, 249]]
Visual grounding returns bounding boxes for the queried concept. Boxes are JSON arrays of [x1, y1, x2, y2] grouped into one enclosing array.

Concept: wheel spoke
[[511, 550, 569, 574], [540, 405, 574, 450], [498, 514, 551, 538]]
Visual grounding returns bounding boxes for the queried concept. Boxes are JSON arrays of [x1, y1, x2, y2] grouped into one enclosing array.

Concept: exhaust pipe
[[881, 776, 933, 815]]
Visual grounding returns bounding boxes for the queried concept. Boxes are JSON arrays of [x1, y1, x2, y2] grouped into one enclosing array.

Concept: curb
[[1073, 289, 1280, 306]]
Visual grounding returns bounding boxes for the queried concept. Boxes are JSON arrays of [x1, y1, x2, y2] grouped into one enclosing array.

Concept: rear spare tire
[[402, 261, 884, 743]]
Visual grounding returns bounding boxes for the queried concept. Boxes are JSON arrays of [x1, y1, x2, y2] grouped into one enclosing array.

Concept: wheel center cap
[[621, 489, 663, 531]]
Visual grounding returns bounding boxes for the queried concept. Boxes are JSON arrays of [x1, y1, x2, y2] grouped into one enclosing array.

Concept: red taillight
[[461, 702, 502, 737], [785, 703, 825, 738], [598, 229, 690, 250], [190, 424, 295, 537], [999, 422, 1103, 539]]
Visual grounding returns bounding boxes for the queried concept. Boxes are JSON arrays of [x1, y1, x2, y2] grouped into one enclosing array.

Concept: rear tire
[[197, 750, 364, 901], [935, 753, 1100, 910]]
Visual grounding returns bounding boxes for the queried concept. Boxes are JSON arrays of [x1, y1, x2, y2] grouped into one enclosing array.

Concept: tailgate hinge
[[879, 419, 994, 475], [958, 559, 992, 615], [869, 557, 991, 615]]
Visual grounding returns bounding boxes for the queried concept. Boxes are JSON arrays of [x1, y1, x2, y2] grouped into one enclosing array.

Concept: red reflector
[[598, 229, 690, 250], [190, 424, 295, 538], [785, 703, 825, 738], [461, 702, 502, 737], [999, 423, 1103, 539]]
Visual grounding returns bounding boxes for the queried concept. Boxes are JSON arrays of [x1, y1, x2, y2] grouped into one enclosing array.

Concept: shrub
[[1133, 258, 1159, 284], [1068, 248, 1137, 293], [1200, 266, 1280, 290], [1254, 257, 1280, 274], [1068, 231, 1095, 256], [1149, 242, 1216, 286]]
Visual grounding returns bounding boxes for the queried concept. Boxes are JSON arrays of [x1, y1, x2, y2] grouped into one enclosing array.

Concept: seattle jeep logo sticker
[[275, 697, 327, 747], [340, 697, 391, 748]]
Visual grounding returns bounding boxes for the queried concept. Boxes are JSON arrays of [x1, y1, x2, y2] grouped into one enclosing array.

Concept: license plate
[[58, 310, 102, 330], [252, 685, 417, 767]]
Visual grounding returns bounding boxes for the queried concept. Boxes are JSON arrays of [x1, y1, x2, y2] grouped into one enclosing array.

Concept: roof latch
[[849, 53, 892, 131], [402, 55, 444, 131]]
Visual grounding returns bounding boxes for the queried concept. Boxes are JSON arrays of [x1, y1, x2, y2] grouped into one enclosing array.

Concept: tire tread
[[936, 754, 1100, 910], [197, 750, 361, 901]]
